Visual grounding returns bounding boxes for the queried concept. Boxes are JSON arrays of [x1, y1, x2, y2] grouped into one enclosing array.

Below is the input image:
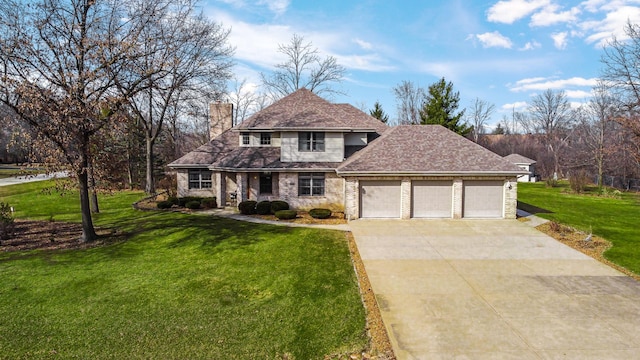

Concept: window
[[298, 173, 325, 196], [298, 132, 325, 152], [188, 169, 212, 189], [260, 133, 271, 145], [259, 173, 272, 194], [242, 133, 250, 145]]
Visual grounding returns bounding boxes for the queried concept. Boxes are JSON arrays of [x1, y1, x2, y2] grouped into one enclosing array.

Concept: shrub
[[157, 201, 174, 209], [185, 200, 201, 210], [275, 210, 297, 220], [0, 202, 15, 240], [238, 200, 257, 215], [178, 197, 203, 207], [157, 174, 177, 198], [270, 200, 289, 213], [545, 177, 558, 188], [309, 208, 332, 219], [201, 197, 217, 209], [167, 196, 179, 206], [256, 201, 272, 215], [569, 170, 589, 193]]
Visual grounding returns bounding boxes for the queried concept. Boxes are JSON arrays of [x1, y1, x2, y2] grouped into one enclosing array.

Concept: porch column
[[452, 178, 463, 219], [215, 171, 226, 208], [236, 173, 248, 202]]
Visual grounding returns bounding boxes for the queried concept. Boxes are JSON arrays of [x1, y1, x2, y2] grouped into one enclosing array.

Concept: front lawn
[[518, 182, 640, 275], [0, 181, 367, 359]]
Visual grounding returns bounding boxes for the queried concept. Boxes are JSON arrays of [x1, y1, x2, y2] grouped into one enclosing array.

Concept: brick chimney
[[209, 102, 234, 140]]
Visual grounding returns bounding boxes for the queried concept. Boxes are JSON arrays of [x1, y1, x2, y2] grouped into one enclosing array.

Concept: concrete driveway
[[350, 219, 640, 360]]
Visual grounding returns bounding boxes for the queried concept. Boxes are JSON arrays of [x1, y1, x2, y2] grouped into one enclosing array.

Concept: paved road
[[350, 219, 640, 360], [0, 172, 69, 187]]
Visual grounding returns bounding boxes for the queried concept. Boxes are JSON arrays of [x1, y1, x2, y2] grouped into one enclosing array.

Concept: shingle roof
[[337, 125, 527, 175], [212, 146, 340, 170], [504, 153, 536, 165], [237, 89, 389, 132], [168, 130, 238, 167]]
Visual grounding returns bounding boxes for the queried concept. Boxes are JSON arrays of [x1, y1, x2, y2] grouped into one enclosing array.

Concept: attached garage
[[411, 180, 453, 218], [463, 180, 504, 218], [360, 180, 401, 218]]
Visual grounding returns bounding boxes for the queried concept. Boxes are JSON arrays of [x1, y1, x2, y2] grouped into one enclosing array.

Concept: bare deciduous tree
[[525, 89, 573, 177], [467, 98, 495, 142], [0, 0, 158, 241], [601, 21, 640, 161], [116, 0, 233, 194], [261, 33, 345, 100], [392, 80, 425, 125]]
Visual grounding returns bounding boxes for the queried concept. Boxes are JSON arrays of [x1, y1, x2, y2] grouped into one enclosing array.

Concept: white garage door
[[412, 180, 453, 218], [360, 180, 401, 218], [463, 180, 504, 218]]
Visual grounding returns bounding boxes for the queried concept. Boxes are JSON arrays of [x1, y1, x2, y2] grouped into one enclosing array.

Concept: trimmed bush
[[185, 200, 201, 210], [256, 201, 272, 215], [157, 200, 174, 209], [275, 210, 297, 220], [178, 197, 203, 207], [201, 197, 217, 209], [167, 196, 179, 206], [270, 200, 289, 213], [238, 200, 257, 215], [309, 208, 332, 219]]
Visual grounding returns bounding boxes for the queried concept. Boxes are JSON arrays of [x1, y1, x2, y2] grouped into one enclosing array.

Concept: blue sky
[[203, 0, 640, 129]]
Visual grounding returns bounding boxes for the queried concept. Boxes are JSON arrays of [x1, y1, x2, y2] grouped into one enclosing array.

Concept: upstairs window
[[298, 173, 325, 196], [260, 133, 271, 145], [298, 132, 325, 152], [188, 169, 212, 189], [241, 133, 250, 145]]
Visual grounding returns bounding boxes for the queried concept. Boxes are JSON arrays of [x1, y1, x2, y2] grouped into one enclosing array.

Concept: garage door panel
[[412, 180, 452, 218], [360, 181, 401, 218], [463, 180, 503, 218]]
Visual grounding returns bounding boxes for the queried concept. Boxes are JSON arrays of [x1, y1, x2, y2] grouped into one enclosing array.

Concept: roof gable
[[337, 125, 527, 175], [237, 89, 388, 132], [504, 153, 536, 164]]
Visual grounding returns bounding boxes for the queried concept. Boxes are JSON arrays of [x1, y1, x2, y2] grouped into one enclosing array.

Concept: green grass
[[0, 181, 367, 359], [0, 166, 42, 179], [518, 182, 640, 275]]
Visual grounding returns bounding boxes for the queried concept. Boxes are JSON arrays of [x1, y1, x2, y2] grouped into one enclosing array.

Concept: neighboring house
[[169, 89, 527, 219], [503, 154, 537, 182]]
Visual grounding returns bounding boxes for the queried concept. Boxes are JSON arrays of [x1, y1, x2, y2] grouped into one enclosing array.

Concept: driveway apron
[[350, 219, 640, 360]]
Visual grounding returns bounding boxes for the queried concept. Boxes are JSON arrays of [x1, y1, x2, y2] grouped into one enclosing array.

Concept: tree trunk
[[88, 165, 99, 213], [145, 136, 154, 194], [78, 169, 98, 242]]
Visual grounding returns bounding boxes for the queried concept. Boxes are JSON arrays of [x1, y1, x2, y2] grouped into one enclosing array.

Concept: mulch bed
[[536, 221, 640, 281], [0, 220, 115, 252], [253, 211, 348, 225]]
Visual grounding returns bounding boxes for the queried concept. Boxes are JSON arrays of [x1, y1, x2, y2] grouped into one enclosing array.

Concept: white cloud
[[475, 31, 513, 48], [353, 38, 373, 50], [334, 54, 396, 72], [510, 76, 598, 91], [520, 40, 541, 50], [501, 101, 529, 110], [256, 0, 290, 15], [487, 0, 550, 24], [581, 5, 640, 47], [530, 4, 580, 26], [551, 31, 569, 49], [565, 89, 593, 98]]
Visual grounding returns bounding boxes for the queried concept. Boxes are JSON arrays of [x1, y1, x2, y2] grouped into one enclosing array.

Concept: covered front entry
[[411, 180, 453, 218], [463, 180, 504, 218], [360, 180, 401, 218]]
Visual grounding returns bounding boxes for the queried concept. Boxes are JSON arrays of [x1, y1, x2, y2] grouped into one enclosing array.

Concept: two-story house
[[169, 89, 527, 219]]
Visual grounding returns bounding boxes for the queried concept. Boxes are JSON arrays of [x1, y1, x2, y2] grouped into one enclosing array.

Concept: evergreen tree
[[420, 77, 470, 135], [369, 101, 389, 123]]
